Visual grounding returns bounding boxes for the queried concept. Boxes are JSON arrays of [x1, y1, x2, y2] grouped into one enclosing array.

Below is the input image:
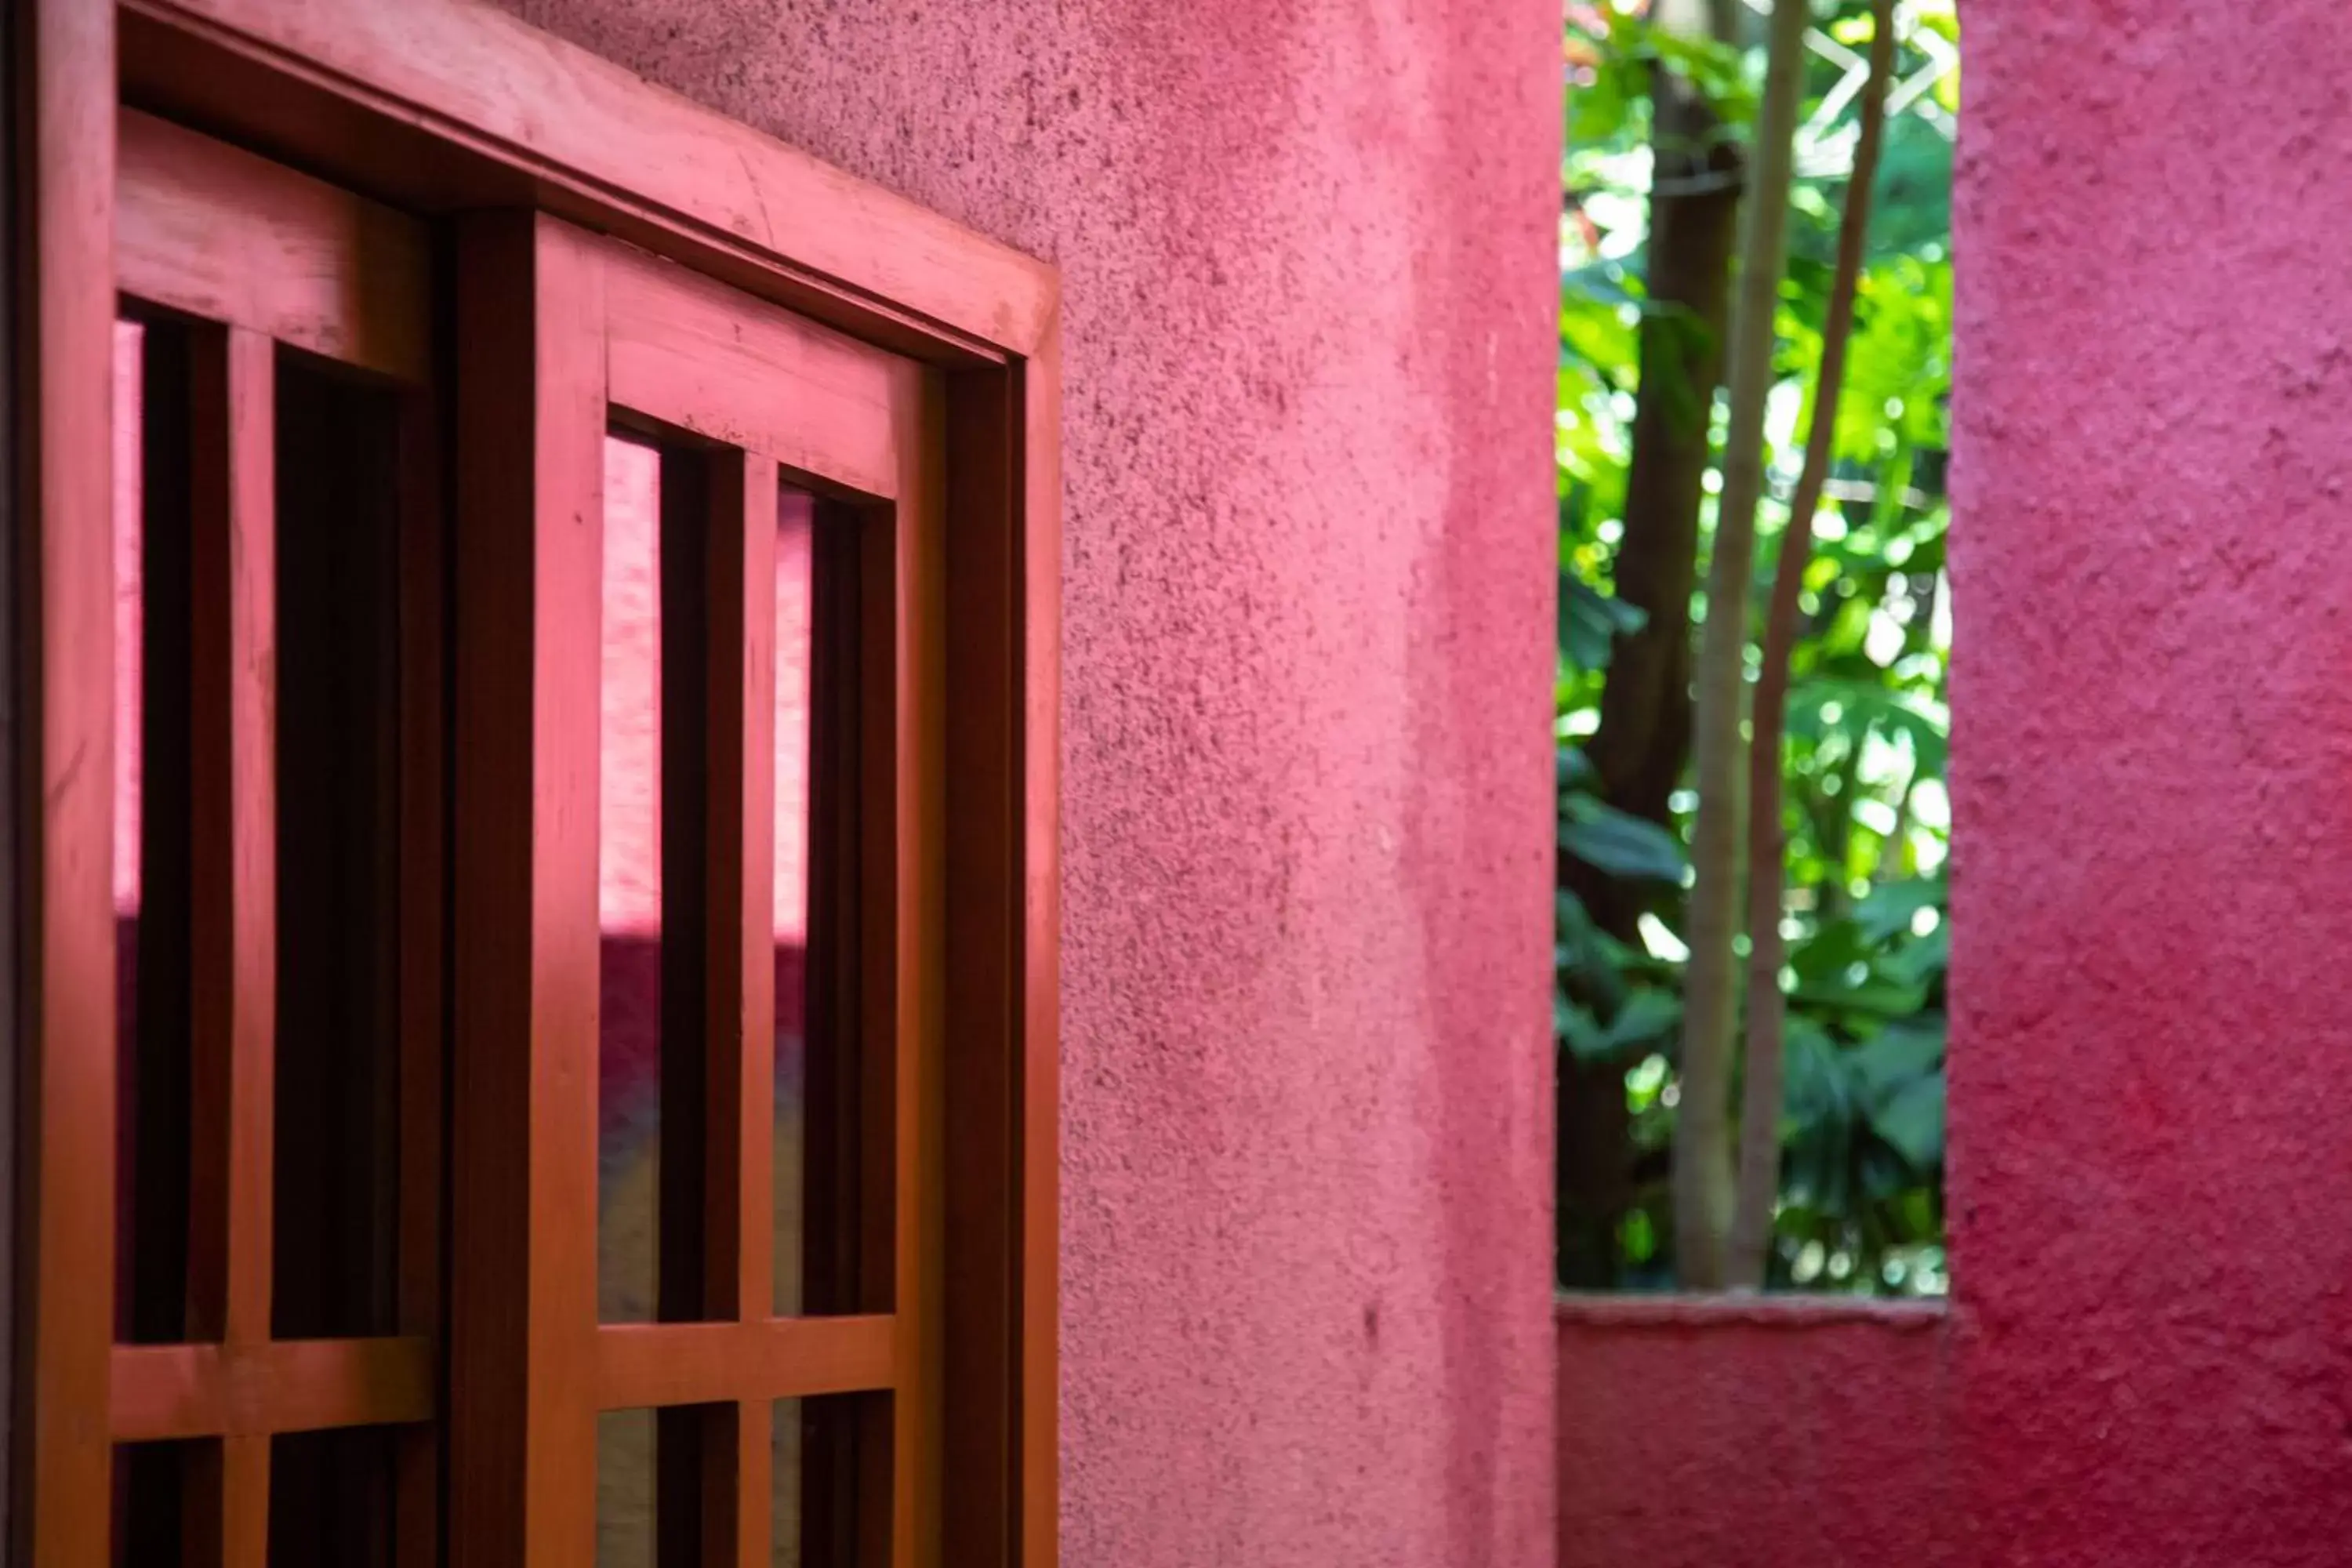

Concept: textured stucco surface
[[1951, 3, 2352, 1563], [1555, 1300, 1957, 1567], [495, 2, 1561, 1563]]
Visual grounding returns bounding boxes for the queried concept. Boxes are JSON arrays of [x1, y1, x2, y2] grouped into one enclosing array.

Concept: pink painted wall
[[1559, 7, 2352, 1566], [1949, 3, 2352, 1561], [493, 2, 1563, 1563], [1555, 1299, 1958, 1568]]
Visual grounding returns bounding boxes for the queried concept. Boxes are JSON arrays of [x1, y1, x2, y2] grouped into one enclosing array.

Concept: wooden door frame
[[9, 1, 1061, 1563]]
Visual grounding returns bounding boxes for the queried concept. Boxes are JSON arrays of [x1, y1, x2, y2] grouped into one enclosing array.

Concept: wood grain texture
[[117, 110, 428, 383], [12, 0, 118, 1561], [716, 1398, 771, 1568], [183, 325, 276, 1356], [125, 0, 1055, 358], [891, 363, 949, 1568], [448, 211, 606, 1568], [708, 450, 779, 1327], [111, 1337, 437, 1441], [392, 381, 447, 1568], [1014, 314, 1063, 1568], [605, 240, 909, 502], [20, 8, 1065, 1563], [595, 1316, 896, 1410], [940, 368, 1018, 1566], [185, 1434, 269, 1568]]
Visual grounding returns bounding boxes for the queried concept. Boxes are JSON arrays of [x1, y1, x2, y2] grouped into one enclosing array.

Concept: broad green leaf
[[1871, 1072, 1947, 1170], [1559, 572, 1648, 670], [1560, 795, 1689, 884], [1849, 1014, 1947, 1102], [1853, 877, 1948, 944]]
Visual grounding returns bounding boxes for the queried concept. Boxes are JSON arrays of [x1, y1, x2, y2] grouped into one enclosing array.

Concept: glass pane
[[774, 1394, 880, 1566], [112, 1439, 194, 1568], [771, 1399, 804, 1566], [269, 1425, 398, 1568], [273, 350, 404, 1339], [792, 503, 880, 1317], [114, 317, 196, 1345], [600, 435, 665, 1325], [772, 499, 814, 1316], [597, 1407, 657, 1568]]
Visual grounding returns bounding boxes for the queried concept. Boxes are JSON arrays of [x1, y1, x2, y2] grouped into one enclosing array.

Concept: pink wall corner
[[1953, 2, 2352, 1561], [495, 2, 1563, 1563], [1555, 1298, 1958, 1568]]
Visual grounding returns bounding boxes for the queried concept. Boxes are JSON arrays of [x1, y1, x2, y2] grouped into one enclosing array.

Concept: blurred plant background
[[1557, 0, 1956, 1294]]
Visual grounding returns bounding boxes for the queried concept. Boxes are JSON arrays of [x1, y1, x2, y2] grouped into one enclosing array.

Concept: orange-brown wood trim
[[116, 110, 429, 383], [892, 352, 949, 1568], [122, 0, 1055, 361], [11, 0, 119, 1562], [448, 209, 605, 1568], [392, 378, 448, 1568], [22, 7, 1065, 1565], [594, 1316, 898, 1410], [183, 325, 276, 1355], [110, 1336, 437, 1441], [1014, 310, 1063, 1568], [709, 451, 779, 1327], [713, 1399, 771, 1568], [191, 1433, 270, 1568], [604, 238, 910, 503]]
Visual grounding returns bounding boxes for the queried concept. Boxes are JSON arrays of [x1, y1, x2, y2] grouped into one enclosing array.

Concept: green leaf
[[1557, 993, 1613, 1062], [1849, 1014, 1947, 1103], [1600, 988, 1682, 1056], [1647, 24, 1756, 123], [1559, 572, 1647, 670], [1871, 1072, 1947, 1171], [1559, 795, 1689, 884], [1853, 877, 1948, 944], [1885, 926, 1950, 988], [1556, 744, 1601, 794]]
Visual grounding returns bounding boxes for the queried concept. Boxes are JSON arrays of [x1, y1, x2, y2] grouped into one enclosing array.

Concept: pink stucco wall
[[1559, 6, 2352, 1566], [492, 2, 1562, 1563], [1950, 3, 2352, 1561], [1555, 1298, 1958, 1567]]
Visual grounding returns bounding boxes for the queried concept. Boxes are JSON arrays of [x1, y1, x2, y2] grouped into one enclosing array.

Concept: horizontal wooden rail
[[117, 108, 430, 383], [127, 0, 1057, 361], [111, 1336, 437, 1441], [595, 1316, 896, 1410]]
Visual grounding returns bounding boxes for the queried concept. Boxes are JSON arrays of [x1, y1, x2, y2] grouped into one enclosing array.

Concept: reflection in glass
[[111, 320, 148, 1343], [773, 499, 815, 1316], [274, 351, 404, 1339], [270, 1425, 397, 1568], [599, 436, 665, 1325], [114, 318, 197, 1345], [595, 1407, 657, 1568]]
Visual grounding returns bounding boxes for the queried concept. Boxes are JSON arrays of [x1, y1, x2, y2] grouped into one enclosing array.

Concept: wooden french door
[[100, 119, 940, 1568], [448, 212, 943, 1567], [110, 107, 443, 1566]]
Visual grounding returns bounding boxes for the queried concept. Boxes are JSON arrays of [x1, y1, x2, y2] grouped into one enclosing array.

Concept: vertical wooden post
[[10, 0, 117, 1562], [184, 323, 278, 1566], [1014, 317, 1062, 1568], [449, 211, 604, 1568], [891, 368, 947, 1568], [394, 381, 447, 1568], [710, 451, 779, 1566]]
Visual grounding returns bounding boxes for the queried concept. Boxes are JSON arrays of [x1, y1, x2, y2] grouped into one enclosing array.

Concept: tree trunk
[[1727, 0, 1901, 1291], [1555, 11, 1744, 1290], [1670, 0, 1811, 1292]]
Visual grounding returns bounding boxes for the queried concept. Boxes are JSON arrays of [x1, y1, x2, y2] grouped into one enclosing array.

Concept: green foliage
[[1559, 0, 1955, 1296]]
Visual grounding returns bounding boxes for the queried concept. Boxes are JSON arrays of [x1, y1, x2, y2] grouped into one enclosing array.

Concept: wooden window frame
[[10, 1, 1061, 1565]]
